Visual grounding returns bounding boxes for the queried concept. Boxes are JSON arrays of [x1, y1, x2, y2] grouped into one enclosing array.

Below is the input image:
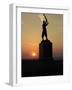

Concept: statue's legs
[[42, 31, 44, 39], [45, 30, 47, 39], [42, 30, 47, 40]]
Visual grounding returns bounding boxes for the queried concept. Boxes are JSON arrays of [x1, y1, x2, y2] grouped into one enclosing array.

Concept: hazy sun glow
[[32, 52, 36, 57]]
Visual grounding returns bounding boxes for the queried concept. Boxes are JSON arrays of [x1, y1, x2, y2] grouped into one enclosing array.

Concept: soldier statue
[[42, 14, 49, 40]]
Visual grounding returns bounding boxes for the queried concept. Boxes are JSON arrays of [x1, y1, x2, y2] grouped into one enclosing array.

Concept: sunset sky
[[21, 12, 63, 60]]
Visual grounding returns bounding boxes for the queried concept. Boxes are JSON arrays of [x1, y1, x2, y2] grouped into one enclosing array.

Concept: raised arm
[[43, 14, 49, 25]]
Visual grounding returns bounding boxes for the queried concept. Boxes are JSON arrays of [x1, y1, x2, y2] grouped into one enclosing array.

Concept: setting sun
[[32, 52, 36, 57]]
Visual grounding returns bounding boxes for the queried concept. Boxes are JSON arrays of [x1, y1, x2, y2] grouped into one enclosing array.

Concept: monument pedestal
[[39, 39, 53, 60]]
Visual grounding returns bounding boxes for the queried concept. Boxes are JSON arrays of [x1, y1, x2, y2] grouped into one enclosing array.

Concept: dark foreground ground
[[21, 59, 63, 77]]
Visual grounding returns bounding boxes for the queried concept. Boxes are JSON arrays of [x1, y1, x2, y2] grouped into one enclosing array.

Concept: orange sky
[[21, 13, 63, 60]]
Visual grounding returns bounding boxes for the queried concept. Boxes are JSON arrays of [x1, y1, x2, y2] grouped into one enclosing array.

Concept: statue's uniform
[[42, 22, 48, 39]]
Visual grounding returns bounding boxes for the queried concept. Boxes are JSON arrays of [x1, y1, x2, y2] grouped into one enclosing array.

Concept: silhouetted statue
[[42, 14, 49, 40], [39, 14, 53, 60]]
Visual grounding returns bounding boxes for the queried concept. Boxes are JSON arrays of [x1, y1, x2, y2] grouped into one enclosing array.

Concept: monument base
[[39, 39, 53, 60]]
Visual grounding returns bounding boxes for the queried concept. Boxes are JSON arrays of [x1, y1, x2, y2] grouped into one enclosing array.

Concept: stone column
[[39, 39, 53, 60]]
